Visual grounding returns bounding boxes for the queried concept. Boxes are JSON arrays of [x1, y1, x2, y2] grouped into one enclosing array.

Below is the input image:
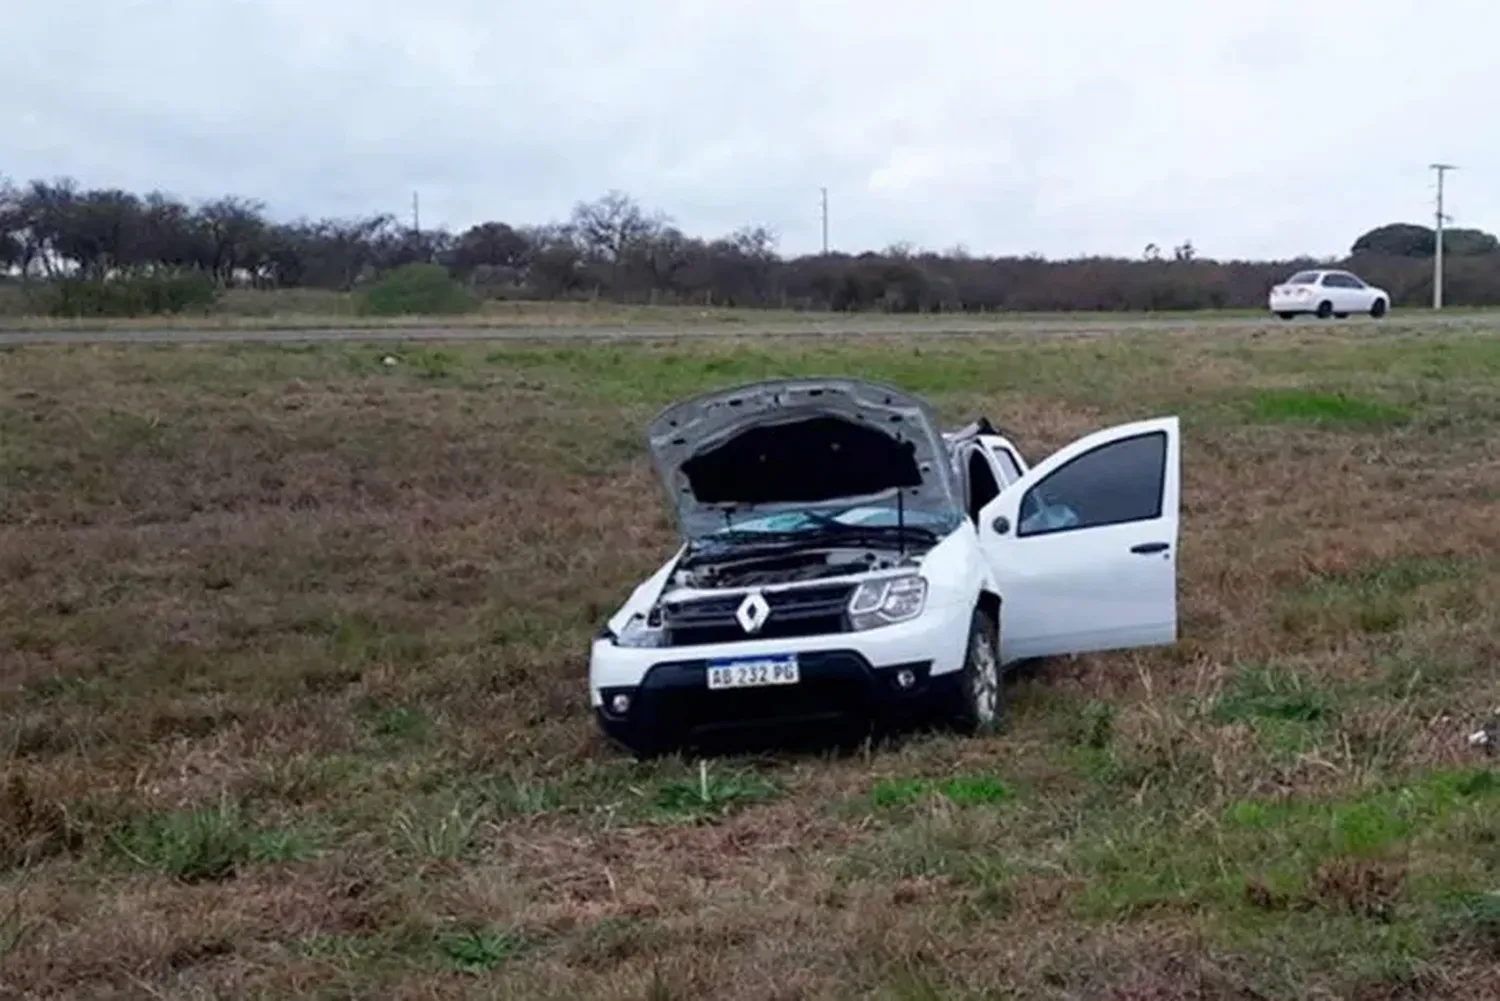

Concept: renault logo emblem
[[735, 591, 771, 634]]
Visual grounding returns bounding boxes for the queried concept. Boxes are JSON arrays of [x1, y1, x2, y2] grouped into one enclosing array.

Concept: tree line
[[4, 176, 1500, 312]]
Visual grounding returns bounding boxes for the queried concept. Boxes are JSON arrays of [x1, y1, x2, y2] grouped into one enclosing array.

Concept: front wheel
[[1370, 298, 1388, 318], [948, 607, 1004, 735], [1316, 300, 1334, 319]]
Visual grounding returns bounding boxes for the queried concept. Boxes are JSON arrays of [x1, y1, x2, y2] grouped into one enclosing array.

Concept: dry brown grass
[[0, 290, 822, 332], [4, 323, 1500, 999]]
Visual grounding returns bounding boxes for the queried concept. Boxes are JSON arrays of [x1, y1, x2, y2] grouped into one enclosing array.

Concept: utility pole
[[820, 187, 829, 255], [1430, 163, 1456, 310], [411, 191, 421, 235]]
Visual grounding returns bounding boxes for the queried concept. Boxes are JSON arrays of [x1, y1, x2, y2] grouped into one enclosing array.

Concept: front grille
[[661, 582, 855, 647]]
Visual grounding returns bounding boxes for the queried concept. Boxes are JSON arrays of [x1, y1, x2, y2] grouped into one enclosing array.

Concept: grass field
[[0, 285, 1398, 333], [3, 321, 1500, 999], [0, 287, 819, 331]]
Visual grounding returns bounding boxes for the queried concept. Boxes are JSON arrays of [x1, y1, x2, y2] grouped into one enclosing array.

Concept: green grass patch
[[1212, 664, 1333, 725], [365, 704, 432, 743], [649, 767, 781, 821], [437, 927, 530, 972], [109, 802, 319, 881], [484, 339, 1175, 410], [1245, 388, 1412, 427], [390, 795, 487, 860], [1076, 768, 1500, 921], [1230, 768, 1500, 855], [1304, 554, 1475, 600], [868, 774, 1013, 810], [1279, 555, 1480, 638]]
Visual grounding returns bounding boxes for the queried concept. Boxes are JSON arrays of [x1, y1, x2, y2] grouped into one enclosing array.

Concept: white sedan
[[1268, 269, 1390, 320], [589, 377, 1182, 757]]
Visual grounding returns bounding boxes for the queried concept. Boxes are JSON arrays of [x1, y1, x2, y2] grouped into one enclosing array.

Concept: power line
[[1430, 163, 1456, 310]]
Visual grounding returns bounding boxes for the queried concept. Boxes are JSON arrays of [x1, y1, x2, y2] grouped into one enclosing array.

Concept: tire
[[1316, 300, 1333, 319], [1277, 312, 1296, 321], [1370, 298, 1387, 318], [948, 607, 1004, 735]]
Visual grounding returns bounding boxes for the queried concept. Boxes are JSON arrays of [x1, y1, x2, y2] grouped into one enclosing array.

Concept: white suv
[[589, 378, 1182, 757]]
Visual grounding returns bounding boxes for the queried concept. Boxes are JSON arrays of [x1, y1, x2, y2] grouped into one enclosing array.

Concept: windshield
[[686, 500, 961, 547], [1285, 271, 1320, 285]]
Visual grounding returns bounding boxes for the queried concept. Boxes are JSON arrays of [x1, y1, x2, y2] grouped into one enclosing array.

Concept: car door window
[[1017, 431, 1167, 537]]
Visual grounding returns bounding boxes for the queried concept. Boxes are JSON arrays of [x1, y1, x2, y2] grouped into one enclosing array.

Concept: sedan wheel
[[1316, 301, 1334, 319], [1370, 298, 1388, 318]]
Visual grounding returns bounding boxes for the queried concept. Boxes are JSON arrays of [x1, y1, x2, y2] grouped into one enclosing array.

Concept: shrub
[[45, 272, 220, 318], [357, 263, 479, 316]]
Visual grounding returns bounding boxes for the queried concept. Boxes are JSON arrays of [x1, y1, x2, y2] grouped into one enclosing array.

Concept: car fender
[[917, 522, 1000, 614], [605, 544, 686, 635]]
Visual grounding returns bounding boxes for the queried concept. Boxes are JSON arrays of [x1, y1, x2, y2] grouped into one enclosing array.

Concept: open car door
[[976, 417, 1180, 665]]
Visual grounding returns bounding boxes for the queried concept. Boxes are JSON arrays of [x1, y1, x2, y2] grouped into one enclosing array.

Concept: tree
[[1351, 223, 1435, 257], [199, 196, 268, 283], [1443, 228, 1499, 256], [449, 221, 530, 276], [20, 178, 82, 277], [136, 192, 207, 271], [53, 189, 142, 279], [0, 179, 22, 271], [523, 223, 584, 297], [14, 173, 1500, 312], [570, 190, 665, 293]]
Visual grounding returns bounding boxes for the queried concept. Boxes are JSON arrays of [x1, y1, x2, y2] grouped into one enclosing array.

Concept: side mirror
[[990, 515, 1011, 535]]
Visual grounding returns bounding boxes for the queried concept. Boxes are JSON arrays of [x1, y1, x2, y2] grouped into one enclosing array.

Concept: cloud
[[4, 0, 1497, 258]]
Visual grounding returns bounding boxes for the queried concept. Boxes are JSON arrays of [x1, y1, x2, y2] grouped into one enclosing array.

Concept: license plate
[[706, 655, 800, 690]]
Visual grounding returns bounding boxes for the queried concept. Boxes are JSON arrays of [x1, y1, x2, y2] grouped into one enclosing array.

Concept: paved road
[[0, 312, 1486, 346]]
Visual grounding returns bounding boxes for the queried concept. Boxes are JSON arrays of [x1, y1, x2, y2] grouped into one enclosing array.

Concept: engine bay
[[672, 543, 923, 590]]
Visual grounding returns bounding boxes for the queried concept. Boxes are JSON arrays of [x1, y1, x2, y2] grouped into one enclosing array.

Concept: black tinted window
[[1018, 431, 1167, 537], [1287, 272, 1319, 285]]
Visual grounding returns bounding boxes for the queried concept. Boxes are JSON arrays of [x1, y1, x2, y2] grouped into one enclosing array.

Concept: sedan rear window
[[1285, 272, 1320, 285]]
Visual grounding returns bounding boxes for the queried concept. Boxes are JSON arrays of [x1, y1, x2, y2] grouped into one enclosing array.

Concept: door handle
[[1130, 542, 1170, 554]]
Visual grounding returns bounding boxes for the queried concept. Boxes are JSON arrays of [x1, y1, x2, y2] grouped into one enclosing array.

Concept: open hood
[[645, 377, 962, 539]]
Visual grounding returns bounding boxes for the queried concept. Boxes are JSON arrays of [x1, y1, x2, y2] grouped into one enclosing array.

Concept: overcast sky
[[4, 0, 1496, 260]]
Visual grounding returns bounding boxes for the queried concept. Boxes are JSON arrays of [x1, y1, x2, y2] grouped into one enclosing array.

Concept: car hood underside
[[645, 377, 961, 538]]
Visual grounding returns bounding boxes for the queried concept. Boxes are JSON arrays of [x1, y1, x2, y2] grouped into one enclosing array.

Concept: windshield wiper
[[800, 521, 939, 545], [687, 522, 937, 562], [687, 531, 816, 555]]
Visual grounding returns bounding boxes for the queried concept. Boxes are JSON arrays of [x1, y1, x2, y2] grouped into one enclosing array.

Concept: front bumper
[[589, 598, 973, 750], [594, 649, 955, 751]]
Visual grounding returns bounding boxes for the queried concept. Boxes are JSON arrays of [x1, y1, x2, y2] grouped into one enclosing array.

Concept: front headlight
[[848, 574, 927, 630], [614, 607, 667, 648]]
